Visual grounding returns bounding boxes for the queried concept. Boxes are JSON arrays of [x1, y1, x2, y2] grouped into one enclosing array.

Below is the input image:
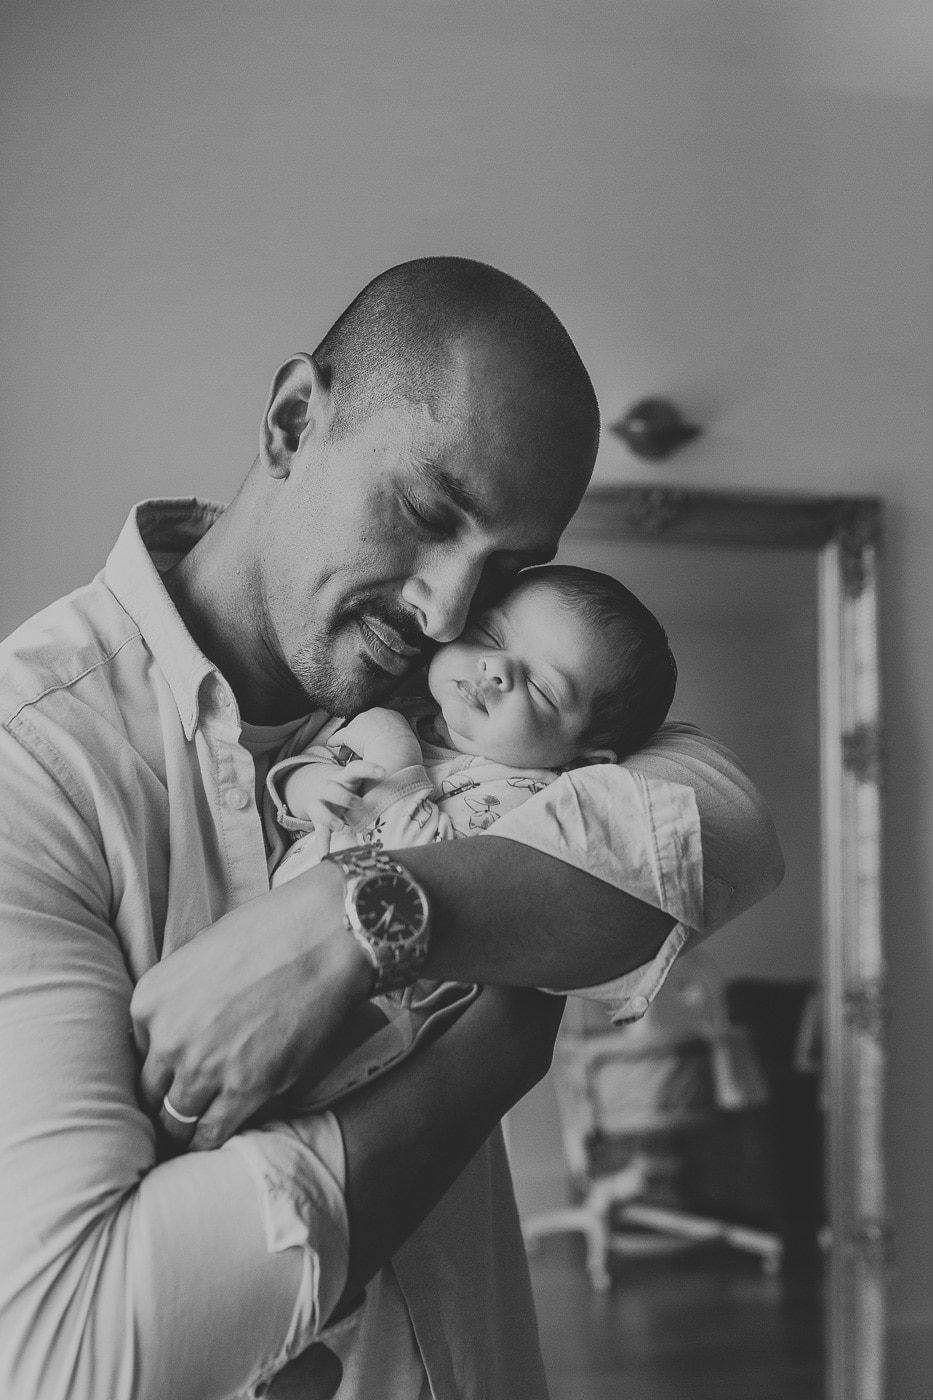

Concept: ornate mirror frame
[[563, 486, 885, 1400]]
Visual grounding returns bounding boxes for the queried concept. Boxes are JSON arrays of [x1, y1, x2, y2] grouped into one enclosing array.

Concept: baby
[[267, 564, 677, 868], [258, 565, 677, 1111], [261, 564, 677, 1110]]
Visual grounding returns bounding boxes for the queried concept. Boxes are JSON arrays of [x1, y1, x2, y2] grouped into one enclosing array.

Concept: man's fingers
[[139, 1038, 214, 1141], [131, 1011, 150, 1059], [129, 982, 155, 1057], [188, 1090, 255, 1151], [159, 1084, 212, 1146], [138, 1051, 174, 1115]]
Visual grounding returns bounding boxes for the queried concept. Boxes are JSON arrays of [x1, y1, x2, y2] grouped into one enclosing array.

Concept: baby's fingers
[[307, 777, 373, 827], [337, 759, 385, 788]]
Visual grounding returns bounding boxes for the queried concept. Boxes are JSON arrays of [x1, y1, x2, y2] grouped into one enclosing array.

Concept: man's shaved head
[[312, 256, 599, 455], [205, 256, 602, 723]]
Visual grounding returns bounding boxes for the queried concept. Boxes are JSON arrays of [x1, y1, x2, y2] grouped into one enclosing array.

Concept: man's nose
[[402, 557, 484, 643]]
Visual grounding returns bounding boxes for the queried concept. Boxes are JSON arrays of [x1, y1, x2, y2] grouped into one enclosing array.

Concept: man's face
[[258, 379, 594, 717]]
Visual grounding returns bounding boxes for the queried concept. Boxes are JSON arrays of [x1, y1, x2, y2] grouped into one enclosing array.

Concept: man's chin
[[291, 625, 432, 716], [301, 658, 422, 718]]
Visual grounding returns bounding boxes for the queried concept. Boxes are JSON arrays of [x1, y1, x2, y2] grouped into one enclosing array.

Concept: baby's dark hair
[[523, 564, 677, 758]]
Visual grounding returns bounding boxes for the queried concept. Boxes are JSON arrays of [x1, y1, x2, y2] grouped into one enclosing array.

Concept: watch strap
[[324, 846, 430, 996]]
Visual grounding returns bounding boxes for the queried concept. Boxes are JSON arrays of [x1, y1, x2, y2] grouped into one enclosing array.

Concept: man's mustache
[[363, 602, 436, 658]]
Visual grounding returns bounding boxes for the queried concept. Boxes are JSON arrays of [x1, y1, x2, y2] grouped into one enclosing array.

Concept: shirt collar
[[104, 498, 228, 740]]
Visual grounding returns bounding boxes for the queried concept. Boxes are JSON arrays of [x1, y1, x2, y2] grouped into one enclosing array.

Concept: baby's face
[[426, 576, 608, 767]]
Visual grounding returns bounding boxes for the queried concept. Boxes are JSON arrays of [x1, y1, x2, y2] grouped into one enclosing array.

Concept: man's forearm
[[135, 727, 784, 1153], [330, 984, 564, 1304], [133, 842, 673, 1149], [397, 836, 675, 989]]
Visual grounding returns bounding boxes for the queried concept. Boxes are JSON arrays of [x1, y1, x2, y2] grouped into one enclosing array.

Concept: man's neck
[[161, 539, 312, 728]]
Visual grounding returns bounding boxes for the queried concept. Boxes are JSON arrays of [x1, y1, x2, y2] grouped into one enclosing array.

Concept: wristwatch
[[322, 846, 431, 996]]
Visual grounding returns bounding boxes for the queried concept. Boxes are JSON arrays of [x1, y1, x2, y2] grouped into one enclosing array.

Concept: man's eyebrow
[[415, 461, 493, 529], [414, 461, 562, 563]]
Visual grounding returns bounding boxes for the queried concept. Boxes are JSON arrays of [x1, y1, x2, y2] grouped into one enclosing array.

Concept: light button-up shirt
[[0, 500, 783, 1400]]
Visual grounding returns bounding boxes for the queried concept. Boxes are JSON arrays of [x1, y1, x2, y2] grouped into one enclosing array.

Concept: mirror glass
[[507, 520, 840, 1399]]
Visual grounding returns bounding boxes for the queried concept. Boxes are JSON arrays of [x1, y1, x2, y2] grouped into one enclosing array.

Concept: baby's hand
[[282, 758, 385, 832], [336, 707, 422, 774]]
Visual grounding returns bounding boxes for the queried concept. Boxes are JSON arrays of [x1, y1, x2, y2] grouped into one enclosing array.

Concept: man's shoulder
[[623, 721, 752, 790], [0, 577, 141, 731], [621, 721, 785, 926]]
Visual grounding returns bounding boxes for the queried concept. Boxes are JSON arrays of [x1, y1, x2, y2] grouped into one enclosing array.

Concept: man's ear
[[259, 353, 333, 479]]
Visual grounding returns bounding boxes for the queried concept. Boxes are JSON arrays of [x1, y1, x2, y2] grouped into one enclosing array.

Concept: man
[[0, 258, 782, 1399]]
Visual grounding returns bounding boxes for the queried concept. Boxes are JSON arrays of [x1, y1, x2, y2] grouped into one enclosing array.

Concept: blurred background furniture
[[522, 951, 818, 1291]]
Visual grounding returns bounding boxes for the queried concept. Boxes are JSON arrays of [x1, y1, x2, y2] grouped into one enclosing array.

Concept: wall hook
[[609, 397, 701, 461]]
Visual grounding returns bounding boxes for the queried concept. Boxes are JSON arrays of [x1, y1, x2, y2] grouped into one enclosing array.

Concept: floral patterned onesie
[[266, 697, 565, 876]]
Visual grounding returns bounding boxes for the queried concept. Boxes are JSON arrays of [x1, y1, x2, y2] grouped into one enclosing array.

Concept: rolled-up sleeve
[[0, 728, 349, 1400], [484, 722, 784, 1023]]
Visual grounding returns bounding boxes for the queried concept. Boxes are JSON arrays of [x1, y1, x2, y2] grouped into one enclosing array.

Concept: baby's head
[[427, 565, 677, 768]]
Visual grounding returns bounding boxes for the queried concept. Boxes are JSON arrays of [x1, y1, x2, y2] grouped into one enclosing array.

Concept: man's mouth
[[358, 616, 423, 677], [455, 679, 489, 713]]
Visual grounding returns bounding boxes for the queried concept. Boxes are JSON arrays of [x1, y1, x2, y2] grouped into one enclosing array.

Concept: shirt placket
[[201, 675, 270, 910]]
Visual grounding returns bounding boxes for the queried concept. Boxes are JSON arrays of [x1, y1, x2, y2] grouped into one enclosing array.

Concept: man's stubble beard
[[289, 629, 401, 718]]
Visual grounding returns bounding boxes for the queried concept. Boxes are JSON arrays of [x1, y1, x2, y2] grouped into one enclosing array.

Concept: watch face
[[356, 872, 429, 943]]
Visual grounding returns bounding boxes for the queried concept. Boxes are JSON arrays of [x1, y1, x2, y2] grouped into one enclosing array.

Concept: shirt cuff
[[484, 765, 704, 1023], [280, 980, 481, 1111], [559, 922, 691, 1024], [227, 1109, 355, 1378], [265, 751, 336, 833]]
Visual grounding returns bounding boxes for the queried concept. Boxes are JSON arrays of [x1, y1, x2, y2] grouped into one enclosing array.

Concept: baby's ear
[[576, 746, 618, 766]]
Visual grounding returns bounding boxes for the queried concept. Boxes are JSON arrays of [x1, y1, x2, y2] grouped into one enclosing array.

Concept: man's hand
[[130, 862, 372, 1151]]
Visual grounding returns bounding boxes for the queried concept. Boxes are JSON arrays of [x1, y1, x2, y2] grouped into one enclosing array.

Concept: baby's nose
[[479, 654, 512, 690]]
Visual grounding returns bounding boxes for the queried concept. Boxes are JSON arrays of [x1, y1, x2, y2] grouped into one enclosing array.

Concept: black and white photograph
[[1, 4, 930, 1398]]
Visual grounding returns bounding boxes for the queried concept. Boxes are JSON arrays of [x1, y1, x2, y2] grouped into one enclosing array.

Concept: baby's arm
[[335, 707, 423, 773], [281, 756, 384, 834], [274, 708, 424, 834]]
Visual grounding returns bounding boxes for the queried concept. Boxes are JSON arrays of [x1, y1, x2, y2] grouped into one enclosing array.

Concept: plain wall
[[2, 3, 932, 1392]]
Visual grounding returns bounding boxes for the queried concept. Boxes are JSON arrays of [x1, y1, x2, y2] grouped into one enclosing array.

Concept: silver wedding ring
[[162, 1093, 200, 1126]]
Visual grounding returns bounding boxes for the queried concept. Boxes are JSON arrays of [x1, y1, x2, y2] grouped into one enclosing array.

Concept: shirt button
[[631, 995, 649, 1016], [226, 787, 250, 811], [206, 675, 233, 712]]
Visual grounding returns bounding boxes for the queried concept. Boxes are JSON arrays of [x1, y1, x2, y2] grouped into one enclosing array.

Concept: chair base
[[522, 1157, 783, 1292]]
